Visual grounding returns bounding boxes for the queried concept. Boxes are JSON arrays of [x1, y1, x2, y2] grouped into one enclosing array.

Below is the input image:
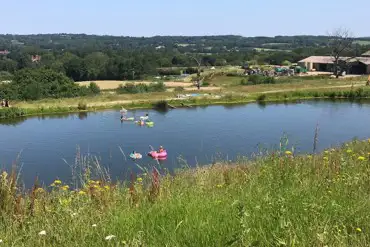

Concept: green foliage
[[202, 81, 210, 86], [257, 94, 267, 101], [0, 68, 101, 100], [282, 60, 292, 66], [241, 75, 276, 85], [174, 86, 185, 92], [0, 141, 370, 246], [88, 82, 100, 94], [116, 82, 166, 94], [77, 102, 87, 110], [0, 107, 25, 119]]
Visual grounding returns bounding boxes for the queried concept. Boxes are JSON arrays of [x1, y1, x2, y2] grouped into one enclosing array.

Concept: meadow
[[0, 139, 369, 246]]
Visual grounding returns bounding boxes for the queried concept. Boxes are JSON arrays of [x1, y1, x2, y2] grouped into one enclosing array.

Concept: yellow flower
[[356, 227, 362, 232], [35, 188, 45, 193], [50, 183, 56, 187], [91, 184, 99, 189], [78, 191, 87, 195], [104, 185, 110, 190], [307, 155, 312, 159], [358, 156, 365, 161], [324, 151, 329, 154], [346, 149, 352, 154], [285, 151, 292, 155], [61, 185, 70, 191], [216, 184, 223, 188], [137, 177, 143, 182], [323, 157, 329, 161], [88, 180, 96, 184], [54, 179, 62, 185]]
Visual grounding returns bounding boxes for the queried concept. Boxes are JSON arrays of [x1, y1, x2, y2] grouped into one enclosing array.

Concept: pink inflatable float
[[148, 150, 167, 159]]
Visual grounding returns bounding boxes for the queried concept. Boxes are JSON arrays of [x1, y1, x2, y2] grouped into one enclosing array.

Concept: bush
[[0, 107, 26, 119], [184, 67, 199, 74], [88, 82, 100, 94], [174, 86, 185, 92], [202, 82, 210, 87], [248, 75, 275, 85], [257, 94, 267, 102], [117, 82, 166, 94], [77, 102, 87, 110]]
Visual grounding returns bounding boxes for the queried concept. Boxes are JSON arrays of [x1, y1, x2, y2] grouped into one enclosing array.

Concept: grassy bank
[[3, 86, 370, 119], [1, 140, 370, 246]]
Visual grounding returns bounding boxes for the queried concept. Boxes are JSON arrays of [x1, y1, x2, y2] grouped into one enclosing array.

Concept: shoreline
[[1, 87, 370, 119]]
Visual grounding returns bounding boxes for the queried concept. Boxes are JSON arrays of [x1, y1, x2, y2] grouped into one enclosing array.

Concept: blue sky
[[1, 0, 369, 37]]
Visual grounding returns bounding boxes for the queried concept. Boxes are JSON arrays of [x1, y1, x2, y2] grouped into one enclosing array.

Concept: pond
[[0, 100, 369, 187]]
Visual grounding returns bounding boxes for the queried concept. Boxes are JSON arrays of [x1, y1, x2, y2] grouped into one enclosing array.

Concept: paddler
[[158, 146, 164, 153]]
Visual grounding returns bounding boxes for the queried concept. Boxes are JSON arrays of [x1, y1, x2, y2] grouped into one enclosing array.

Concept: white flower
[[92, 224, 97, 227], [105, 235, 116, 241], [71, 212, 77, 217], [0, 239, 3, 243], [38, 230, 46, 236]]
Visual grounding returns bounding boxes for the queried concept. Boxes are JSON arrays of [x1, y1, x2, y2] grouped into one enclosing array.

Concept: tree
[[328, 28, 353, 78]]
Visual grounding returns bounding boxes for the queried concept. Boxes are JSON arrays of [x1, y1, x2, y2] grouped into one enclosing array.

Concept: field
[[353, 40, 370, 46], [0, 140, 369, 246]]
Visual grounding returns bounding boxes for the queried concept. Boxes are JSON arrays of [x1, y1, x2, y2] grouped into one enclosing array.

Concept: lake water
[[0, 100, 369, 187]]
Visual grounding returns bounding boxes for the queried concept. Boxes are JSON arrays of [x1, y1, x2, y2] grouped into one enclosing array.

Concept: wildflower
[[35, 188, 45, 193], [105, 235, 116, 241], [356, 227, 362, 232], [323, 157, 329, 161], [104, 185, 110, 190], [307, 155, 312, 159], [285, 151, 292, 155], [50, 183, 56, 187], [54, 179, 62, 185], [92, 224, 97, 227], [358, 156, 365, 161], [38, 230, 46, 236], [137, 177, 143, 182], [324, 151, 329, 154], [0, 239, 3, 243], [78, 191, 86, 195], [216, 184, 223, 188], [346, 149, 352, 154], [71, 212, 77, 217], [61, 185, 69, 191]]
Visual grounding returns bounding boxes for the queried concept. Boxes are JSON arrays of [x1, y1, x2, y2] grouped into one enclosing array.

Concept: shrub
[[117, 82, 166, 94], [202, 82, 210, 87], [77, 102, 87, 110], [248, 75, 275, 85], [184, 67, 199, 74], [88, 82, 100, 94], [0, 107, 26, 119], [174, 86, 185, 92], [153, 100, 169, 110], [257, 94, 267, 101]]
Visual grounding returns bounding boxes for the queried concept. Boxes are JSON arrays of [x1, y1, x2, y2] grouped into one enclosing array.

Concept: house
[[0, 50, 10, 55], [31, 55, 41, 62], [298, 56, 370, 74]]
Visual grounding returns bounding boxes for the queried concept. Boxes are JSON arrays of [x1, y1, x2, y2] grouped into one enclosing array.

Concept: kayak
[[130, 153, 142, 160], [146, 121, 154, 127], [148, 150, 167, 159], [121, 117, 134, 121]]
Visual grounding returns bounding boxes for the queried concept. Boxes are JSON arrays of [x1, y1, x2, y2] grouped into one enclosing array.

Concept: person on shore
[[5, 100, 9, 107], [1, 99, 4, 107]]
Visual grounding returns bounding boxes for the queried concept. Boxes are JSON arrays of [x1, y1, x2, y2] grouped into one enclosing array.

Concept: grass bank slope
[[0, 140, 370, 246]]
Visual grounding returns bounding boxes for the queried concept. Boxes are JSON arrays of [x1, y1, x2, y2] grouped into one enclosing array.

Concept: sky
[[1, 0, 369, 37]]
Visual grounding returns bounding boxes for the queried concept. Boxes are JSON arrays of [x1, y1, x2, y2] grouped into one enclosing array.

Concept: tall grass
[[0, 140, 369, 246]]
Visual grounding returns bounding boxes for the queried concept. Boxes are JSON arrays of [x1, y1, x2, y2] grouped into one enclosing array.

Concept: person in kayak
[[158, 146, 164, 153]]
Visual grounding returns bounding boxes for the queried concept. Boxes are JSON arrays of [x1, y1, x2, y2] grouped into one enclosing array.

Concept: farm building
[[298, 56, 370, 74]]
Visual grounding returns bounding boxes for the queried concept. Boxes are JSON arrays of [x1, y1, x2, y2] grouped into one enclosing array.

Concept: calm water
[[0, 100, 369, 187]]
